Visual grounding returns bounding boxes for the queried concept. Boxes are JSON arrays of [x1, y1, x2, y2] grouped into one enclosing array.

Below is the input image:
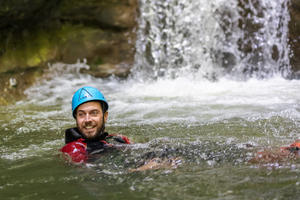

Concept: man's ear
[[104, 111, 108, 123]]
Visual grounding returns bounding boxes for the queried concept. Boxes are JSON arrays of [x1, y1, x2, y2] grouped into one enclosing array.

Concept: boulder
[[0, 67, 43, 105]]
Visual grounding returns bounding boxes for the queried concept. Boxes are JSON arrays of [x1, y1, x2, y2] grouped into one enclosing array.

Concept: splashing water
[[133, 0, 291, 80]]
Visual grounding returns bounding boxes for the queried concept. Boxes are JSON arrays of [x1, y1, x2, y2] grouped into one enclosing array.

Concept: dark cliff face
[[289, 0, 300, 77], [0, 0, 138, 105], [0, 0, 138, 76]]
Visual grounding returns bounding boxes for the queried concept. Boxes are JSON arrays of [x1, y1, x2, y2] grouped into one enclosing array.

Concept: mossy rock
[[0, 0, 137, 76], [0, 23, 135, 76], [0, 67, 44, 105]]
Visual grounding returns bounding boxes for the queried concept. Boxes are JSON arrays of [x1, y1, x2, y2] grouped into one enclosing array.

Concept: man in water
[[61, 86, 131, 163], [60, 86, 180, 170], [63, 86, 300, 168]]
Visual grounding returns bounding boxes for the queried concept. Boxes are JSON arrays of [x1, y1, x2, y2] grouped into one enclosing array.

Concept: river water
[[1, 0, 300, 199]]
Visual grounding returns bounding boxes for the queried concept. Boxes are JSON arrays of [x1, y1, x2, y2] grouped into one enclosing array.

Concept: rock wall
[[0, 0, 138, 76], [289, 0, 300, 77], [0, 0, 138, 104]]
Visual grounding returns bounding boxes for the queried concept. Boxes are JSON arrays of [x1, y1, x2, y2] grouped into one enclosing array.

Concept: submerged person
[[60, 86, 131, 163], [249, 140, 300, 164]]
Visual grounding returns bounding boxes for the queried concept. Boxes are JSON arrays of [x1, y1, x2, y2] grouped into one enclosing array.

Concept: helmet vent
[[78, 88, 93, 101]]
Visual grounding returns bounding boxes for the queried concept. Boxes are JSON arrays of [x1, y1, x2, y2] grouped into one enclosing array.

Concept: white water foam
[[110, 76, 300, 125], [1, 139, 62, 160], [21, 63, 300, 126], [133, 0, 291, 80]]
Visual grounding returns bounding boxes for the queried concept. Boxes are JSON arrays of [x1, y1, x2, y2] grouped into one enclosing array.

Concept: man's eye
[[77, 112, 85, 117], [91, 111, 99, 116]]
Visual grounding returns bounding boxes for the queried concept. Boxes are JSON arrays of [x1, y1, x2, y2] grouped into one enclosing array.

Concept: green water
[[1, 84, 300, 200]]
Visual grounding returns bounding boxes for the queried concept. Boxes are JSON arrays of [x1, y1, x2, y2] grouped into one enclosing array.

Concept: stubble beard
[[78, 122, 105, 141]]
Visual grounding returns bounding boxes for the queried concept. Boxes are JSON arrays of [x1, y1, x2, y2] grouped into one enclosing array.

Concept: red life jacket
[[61, 138, 88, 163], [60, 128, 131, 163]]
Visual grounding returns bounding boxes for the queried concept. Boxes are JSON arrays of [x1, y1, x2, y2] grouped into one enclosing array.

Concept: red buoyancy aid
[[61, 138, 88, 163], [60, 131, 131, 163]]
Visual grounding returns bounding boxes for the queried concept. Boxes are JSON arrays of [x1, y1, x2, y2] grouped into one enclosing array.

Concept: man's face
[[75, 101, 108, 139]]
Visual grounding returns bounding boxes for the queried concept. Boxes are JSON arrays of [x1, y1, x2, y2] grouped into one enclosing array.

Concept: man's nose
[[84, 114, 92, 121]]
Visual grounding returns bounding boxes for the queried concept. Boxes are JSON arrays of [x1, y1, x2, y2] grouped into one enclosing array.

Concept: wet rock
[[81, 63, 132, 78], [0, 0, 138, 103], [236, 0, 295, 78], [289, 0, 300, 75], [58, 0, 137, 29], [0, 67, 44, 105], [0, 0, 138, 77]]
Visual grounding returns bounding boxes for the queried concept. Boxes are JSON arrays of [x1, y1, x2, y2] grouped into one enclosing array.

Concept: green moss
[[0, 66, 44, 105], [0, 29, 58, 72], [0, 24, 91, 72], [93, 57, 104, 65], [0, 97, 8, 106], [0, 23, 129, 75]]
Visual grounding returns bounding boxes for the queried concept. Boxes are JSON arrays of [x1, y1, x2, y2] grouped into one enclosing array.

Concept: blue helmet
[[72, 86, 109, 118]]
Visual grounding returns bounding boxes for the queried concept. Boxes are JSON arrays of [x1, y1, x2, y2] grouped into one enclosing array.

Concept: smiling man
[[60, 86, 182, 170], [61, 86, 131, 163], [76, 101, 108, 140]]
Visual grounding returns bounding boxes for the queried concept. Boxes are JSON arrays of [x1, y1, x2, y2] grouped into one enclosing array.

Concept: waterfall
[[133, 0, 291, 81]]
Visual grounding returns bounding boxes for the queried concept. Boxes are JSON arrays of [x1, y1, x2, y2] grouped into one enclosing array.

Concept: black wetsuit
[[65, 128, 130, 154]]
